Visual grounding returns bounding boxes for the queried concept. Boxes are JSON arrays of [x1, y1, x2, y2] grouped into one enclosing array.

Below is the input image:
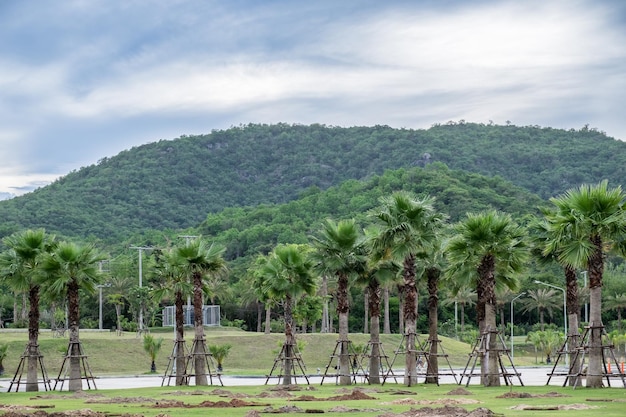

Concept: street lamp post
[[535, 280, 568, 365], [510, 292, 526, 361], [97, 283, 111, 330], [130, 246, 152, 332]]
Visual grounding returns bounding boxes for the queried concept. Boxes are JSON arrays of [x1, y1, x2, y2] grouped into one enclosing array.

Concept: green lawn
[[0, 327, 538, 377], [1, 381, 626, 417], [1, 328, 625, 416]]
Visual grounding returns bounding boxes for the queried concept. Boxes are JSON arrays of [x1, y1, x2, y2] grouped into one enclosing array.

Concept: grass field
[[1, 379, 626, 416], [0, 327, 539, 377], [3, 328, 625, 416]]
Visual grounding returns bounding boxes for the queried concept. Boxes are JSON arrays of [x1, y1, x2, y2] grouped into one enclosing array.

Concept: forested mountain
[[1, 122, 624, 243], [198, 164, 545, 280]]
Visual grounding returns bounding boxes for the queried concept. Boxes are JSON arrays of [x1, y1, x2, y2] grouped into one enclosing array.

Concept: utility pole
[[97, 260, 111, 331], [130, 246, 152, 332]]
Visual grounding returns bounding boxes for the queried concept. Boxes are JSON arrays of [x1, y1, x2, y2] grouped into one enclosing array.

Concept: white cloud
[[0, 0, 625, 195]]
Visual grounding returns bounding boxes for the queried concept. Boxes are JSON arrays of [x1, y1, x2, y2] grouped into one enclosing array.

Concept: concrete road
[[3, 366, 603, 392]]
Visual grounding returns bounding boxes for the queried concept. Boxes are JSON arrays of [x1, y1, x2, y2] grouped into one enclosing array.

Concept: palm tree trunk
[[485, 302, 500, 386], [283, 295, 294, 385], [425, 268, 439, 384], [398, 284, 405, 335], [192, 271, 207, 386], [587, 241, 604, 388], [175, 291, 186, 386], [26, 285, 40, 392], [264, 304, 271, 334], [565, 265, 581, 386], [13, 294, 18, 324], [337, 272, 351, 385], [403, 254, 417, 386], [588, 285, 604, 387], [461, 303, 466, 334], [368, 281, 382, 384], [478, 254, 500, 387], [256, 302, 263, 333], [68, 280, 82, 392], [363, 292, 369, 334], [115, 305, 122, 336], [21, 292, 27, 321], [383, 287, 391, 334], [321, 275, 329, 333]]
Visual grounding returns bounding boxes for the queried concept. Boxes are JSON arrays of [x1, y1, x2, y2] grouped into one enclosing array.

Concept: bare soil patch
[[379, 405, 497, 417], [382, 398, 481, 406], [497, 391, 570, 399], [510, 403, 597, 410], [446, 388, 473, 395], [152, 398, 270, 409]]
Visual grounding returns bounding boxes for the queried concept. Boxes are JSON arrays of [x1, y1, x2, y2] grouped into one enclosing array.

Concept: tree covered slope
[[0, 122, 623, 243]]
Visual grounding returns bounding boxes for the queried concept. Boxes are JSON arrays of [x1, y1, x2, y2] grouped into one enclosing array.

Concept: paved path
[[2, 366, 590, 392]]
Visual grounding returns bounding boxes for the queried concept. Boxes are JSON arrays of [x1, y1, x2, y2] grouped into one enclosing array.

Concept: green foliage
[[142, 333, 164, 373], [0, 123, 623, 245], [0, 342, 8, 362], [208, 343, 232, 371]]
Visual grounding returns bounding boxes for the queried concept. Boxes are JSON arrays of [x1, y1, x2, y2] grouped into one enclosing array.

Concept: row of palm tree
[[249, 180, 626, 388], [0, 231, 103, 392], [152, 239, 227, 386], [0, 233, 227, 391], [1, 180, 624, 390]]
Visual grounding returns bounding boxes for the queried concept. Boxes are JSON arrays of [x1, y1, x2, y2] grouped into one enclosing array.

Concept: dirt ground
[[0, 388, 500, 416]]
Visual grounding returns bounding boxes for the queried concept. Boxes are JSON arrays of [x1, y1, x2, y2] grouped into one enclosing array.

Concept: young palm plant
[[208, 344, 232, 372], [143, 334, 164, 373]]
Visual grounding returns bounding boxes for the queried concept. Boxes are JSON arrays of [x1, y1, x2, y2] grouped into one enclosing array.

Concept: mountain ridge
[[1, 122, 624, 243]]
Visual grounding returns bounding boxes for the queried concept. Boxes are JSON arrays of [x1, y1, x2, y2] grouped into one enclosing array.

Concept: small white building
[[162, 305, 220, 327]]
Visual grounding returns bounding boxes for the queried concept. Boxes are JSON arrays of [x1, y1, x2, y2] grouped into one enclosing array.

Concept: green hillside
[[0, 123, 624, 243]]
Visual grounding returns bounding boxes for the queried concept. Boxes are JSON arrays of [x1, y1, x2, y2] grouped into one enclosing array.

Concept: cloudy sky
[[1, 0, 625, 198]]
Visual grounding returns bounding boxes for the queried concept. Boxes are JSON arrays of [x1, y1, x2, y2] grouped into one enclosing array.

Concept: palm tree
[[410, 231, 448, 384], [106, 275, 132, 336], [250, 255, 279, 335], [208, 344, 232, 372], [445, 210, 528, 387], [370, 191, 444, 385], [153, 247, 192, 385], [357, 231, 400, 384], [0, 229, 55, 392], [529, 213, 582, 383], [520, 288, 562, 331], [257, 244, 316, 385], [604, 293, 626, 332], [177, 238, 227, 386], [143, 334, 164, 373], [546, 181, 626, 387], [310, 219, 366, 385], [42, 241, 103, 392]]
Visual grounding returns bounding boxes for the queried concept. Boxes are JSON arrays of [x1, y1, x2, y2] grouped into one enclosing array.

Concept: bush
[[221, 318, 247, 330], [80, 318, 98, 329]]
